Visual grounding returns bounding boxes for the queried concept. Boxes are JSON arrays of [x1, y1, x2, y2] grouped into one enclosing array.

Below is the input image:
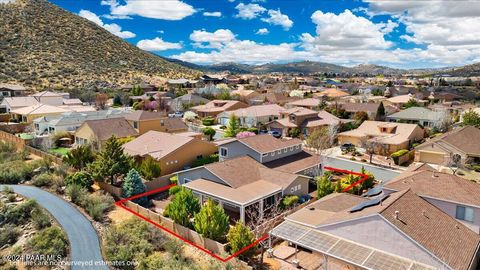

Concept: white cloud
[[0, 0, 15, 4], [102, 14, 132, 20], [261, 9, 293, 30], [256, 28, 269, 35], [203, 11, 222, 17], [137, 37, 182, 51], [190, 29, 236, 49], [102, 0, 196, 20], [234, 3, 266, 19], [79, 10, 135, 39]]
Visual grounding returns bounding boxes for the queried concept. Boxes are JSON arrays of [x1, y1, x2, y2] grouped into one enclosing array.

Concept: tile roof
[[387, 107, 444, 121], [191, 100, 247, 113], [418, 126, 480, 155], [384, 169, 480, 207], [1, 96, 39, 108], [219, 104, 284, 118], [83, 118, 137, 141], [287, 98, 321, 107], [237, 134, 302, 153], [164, 118, 188, 131], [263, 150, 321, 174], [337, 120, 422, 144], [339, 102, 379, 113], [315, 88, 350, 98], [123, 130, 196, 159], [11, 104, 71, 115], [124, 110, 166, 121]]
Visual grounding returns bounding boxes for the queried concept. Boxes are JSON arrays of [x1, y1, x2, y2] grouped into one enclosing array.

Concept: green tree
[[317, 173, 334, 199], [334, 179, 343, 193], [65, 171, 93, 189], [360, 167, 375, 191], [224, 114, 240, 138], [29, 226, 68, 258], [288, 128, 301, 138], [164, 188, 200, 228], [353, 111, 369, 126], [202, 127, 216, 141], [403, 98, 420, 108], [113, 94, 123, 106], [227, 221, 255, 257], [375, 102, 386, 121], [122, 169, 148, 206], [462, 110, 480, 128], [138, 156, 161, 180], [193, 198, 229, 242], [63, 144, 95, 170], [88, 135, 132, 185], [218, 90, 232, 100]]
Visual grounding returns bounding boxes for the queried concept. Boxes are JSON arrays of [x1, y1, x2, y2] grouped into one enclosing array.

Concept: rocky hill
[[0, 0, 199, 90]]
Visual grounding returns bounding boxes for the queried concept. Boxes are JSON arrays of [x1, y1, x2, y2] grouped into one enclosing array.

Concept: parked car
[[168, 111, 184, 118], [268, 130, 282, 138], [299, 194, 312, 204], [340, 143, 355, 152]]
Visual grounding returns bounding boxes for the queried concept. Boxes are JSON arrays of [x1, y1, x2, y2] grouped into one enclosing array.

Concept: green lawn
[[19, 133, 35, 140], [48, 147, 70, 156]]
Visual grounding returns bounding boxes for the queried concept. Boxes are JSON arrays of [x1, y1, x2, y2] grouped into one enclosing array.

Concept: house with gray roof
[[386, 107, 446, 128]]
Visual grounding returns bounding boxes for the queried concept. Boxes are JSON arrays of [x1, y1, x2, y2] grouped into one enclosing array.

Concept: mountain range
[[0, 0, 478, 91]]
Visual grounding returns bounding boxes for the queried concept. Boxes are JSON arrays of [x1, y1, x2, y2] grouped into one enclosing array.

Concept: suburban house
[[166, 78, 199, 89], [270, 189, 480, 270], [385, 94, 428, 108], [32, 109, 129, 136], [30, 91, 64, 106], [74, 118, 138, 149], [124, 111, 188, 135], [230, 89, 261, 104], [122, 131, 217, 176], [338, 102, 380, 119], [262, 92, 300, 106], [191, 100, 249, 118], [169, 93, 210, 112], [314, 88, 350, 99], [10, 104, 72, 123], [177, 156, 310, 222], [200, 74, 226, 85], [0, 83, 28, 98], [414, 126, 480, 165], [337, 121, 424, 155], [216, 104, 284, 127], [386, 107, 446, 128], [384, 163, 480, 233], [285, 98, 321, 110], [0, 96, 39, 113], [217, 134, 321, 176], [267, 107, 340, 137]]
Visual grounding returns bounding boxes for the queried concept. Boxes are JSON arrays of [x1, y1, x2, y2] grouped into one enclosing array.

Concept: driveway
[[1, 185, 108, 270]]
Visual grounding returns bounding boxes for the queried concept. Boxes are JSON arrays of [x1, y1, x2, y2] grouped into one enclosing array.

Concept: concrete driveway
[[1, 185, 108, 270]]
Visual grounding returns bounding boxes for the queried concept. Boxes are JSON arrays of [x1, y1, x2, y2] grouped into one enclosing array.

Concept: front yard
[[48, 147, 71, 156]]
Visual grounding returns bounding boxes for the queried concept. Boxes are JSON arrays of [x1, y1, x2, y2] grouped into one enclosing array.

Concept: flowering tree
[[236, 131, 256, 139], [144, 100, 158, 111], [183, 111, 197, 122], [289, 90, 304, 98]]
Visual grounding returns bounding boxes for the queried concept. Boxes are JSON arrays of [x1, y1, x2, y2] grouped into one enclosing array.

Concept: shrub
[[390, 149, 409, 165], [350, 157, 356, 161], [282, 195, 299, 208], [29, 226, 68, 257], [0, 160, 33, 184], [1, 186, 13, 194], [247, 127, 259, 134], [31, 210, 52, 229], [227, 222, 255, 257], [193, 198, 229, 242], [0, 225, 19, 247], [138, 156, 161, 181], [317, 173, 334, 199], [202, 117, 215, 126], [168, 186, 181, 196], [65, 184, 88, 205], [164, 188, 200, 228], [83, 192, 114, 221], [191, 154, 219, 168], [32, 173, 52, 187], [122, 169, 148, 206], [7, 193, 16, 202], [65, 171, 93, 189], [3, 199, 38, 225]]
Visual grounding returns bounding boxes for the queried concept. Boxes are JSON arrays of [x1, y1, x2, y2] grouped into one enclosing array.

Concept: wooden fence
[[24, 145, 63, 165], [124, 201, 228, 255], [0, 130, 26, 148], [96, 182, 123, 198]]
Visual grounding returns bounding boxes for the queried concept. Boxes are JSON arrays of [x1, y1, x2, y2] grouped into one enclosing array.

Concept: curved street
[[1, 185, 109, 270]]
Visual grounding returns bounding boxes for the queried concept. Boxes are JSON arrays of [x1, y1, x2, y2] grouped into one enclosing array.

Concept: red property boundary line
[[115, 167, 368, 262]]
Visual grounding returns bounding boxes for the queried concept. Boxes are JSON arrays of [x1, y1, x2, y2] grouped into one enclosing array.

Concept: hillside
[[0, 0, 199, 90]]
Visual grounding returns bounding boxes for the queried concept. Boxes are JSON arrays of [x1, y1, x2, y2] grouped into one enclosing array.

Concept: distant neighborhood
[[1, 71, 480, 270]]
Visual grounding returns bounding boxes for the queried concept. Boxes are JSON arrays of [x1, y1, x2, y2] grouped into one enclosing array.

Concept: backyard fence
[[96, 182, 123, 198], [24, 145, 63, 165], [124, 201, 228, 255], [0, 130, 26, 148]]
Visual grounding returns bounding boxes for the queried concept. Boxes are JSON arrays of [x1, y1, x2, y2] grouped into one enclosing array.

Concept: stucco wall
[[424, 197, 480, 233], [219, 140, 261, 162], [260, 144, 303, 163], [177, 167, 227, 186], [159, 140, 217, 175], [284, 176, 309, 197]]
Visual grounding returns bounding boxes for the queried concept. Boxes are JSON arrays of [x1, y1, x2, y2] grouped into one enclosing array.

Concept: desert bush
[[202, 117, 215, 126], [3, 199, 38, 225], [65, 171, 93, 189], [82, 192, 114, 221], [168, 185, 181, 196], [31, 210, 52, 230], [65, 184, 88, 205], [29, 226, 68, 257], [7, 193, 16, 202], [32, 173, 53, 187], [0, 160, 33, 184], [282, 195, 299, 208], [0, 225, 19, 247]]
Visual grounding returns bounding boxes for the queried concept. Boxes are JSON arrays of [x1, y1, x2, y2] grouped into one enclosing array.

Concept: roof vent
[[394, 211, 400, 220], [309, 207, 315, 211], [422, 210, 428, 218]]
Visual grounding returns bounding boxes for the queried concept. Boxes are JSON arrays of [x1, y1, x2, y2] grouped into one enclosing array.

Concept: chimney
[[394, 211, 400, 220]]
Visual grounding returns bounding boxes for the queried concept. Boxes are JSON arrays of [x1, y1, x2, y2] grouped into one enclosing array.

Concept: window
[[262, 153, 268, 157], [220, 147, 228, 157], [160, 120, 164, 126], [296, 145, 300, 150], [196, 155, 203, 159], [277, 150, 281, 154], [290, 146, 294, 151], [456, 205, 474, 222], [133, 121, 138, 129], [283, 148, 287, 153], [270, 152, 275, 156]]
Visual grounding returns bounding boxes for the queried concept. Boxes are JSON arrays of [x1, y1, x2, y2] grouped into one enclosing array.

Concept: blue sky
[[50, 0, 480, 69]]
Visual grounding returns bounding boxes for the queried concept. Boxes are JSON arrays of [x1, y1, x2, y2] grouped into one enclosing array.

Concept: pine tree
[[224, 114, 239, 138], [227, 221, 255, 257], [122, 169, 148, 206], [317, 174, 334, 199], [88, 135, 132, 184], [194, 198, 229, 242], [375, 102, 386, 121], [138, 156, 161, 180], [165, 188, 200, 228]]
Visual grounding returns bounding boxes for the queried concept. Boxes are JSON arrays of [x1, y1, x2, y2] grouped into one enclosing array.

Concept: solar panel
[[350, 194, 390, 212], [328, 240, 372, 265], [270, 222, 309, 242], [363, 185, 383, 197], [297, 230, 338, 253], [363, 251, 411, 270]]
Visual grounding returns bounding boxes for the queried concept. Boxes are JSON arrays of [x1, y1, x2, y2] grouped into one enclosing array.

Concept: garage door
[[418, 151, 445, 164]]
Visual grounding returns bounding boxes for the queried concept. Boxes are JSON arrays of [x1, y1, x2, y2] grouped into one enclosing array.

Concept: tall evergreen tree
[[63, 144, 94, 170], [138, 156, 161, 180], [227, 221, 255, 257], [165, 188, 200, 228], [375, 102, 386, 121], [317, 173, 334, 199], [88, 135, 132, 184], [122, 169, 148, 206], [194, 198, 229, 242], [224, 114, 240, 138]]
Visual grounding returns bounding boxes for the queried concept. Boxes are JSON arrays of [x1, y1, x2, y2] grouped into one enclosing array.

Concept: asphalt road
[[323, 156, 401, 183], [1, 185, 109, 270]]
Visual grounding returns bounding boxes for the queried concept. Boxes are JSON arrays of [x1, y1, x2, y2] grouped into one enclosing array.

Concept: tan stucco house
[[124, 110, 188, 135], [74, 117, 138, 149], [122, 131, 217, 176]]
